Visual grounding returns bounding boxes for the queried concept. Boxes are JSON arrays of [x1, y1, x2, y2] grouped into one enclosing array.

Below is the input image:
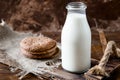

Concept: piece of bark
[[97, 29, 107, 53], [94, 18, 107, 53]]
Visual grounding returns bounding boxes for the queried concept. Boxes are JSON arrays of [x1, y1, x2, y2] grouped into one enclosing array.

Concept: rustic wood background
[[0, 0, 120, 32], [0, 0, 120, 80]]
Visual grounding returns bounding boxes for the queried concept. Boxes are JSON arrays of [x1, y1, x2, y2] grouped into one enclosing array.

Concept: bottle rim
[[66, 2, 87, 10]]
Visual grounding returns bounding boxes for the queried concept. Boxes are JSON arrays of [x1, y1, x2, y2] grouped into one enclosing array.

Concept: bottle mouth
[[66, 2, 87, 10]]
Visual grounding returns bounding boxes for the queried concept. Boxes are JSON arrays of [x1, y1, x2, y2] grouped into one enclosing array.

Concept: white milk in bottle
[[61, 2, 91, 73]]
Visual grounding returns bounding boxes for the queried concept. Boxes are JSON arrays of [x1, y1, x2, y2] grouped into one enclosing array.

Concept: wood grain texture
[[0, 31, 119, 80]]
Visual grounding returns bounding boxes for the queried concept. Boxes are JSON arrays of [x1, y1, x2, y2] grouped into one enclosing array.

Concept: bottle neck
[[66, 2, 87, 14], [67, 9, 86, 14]]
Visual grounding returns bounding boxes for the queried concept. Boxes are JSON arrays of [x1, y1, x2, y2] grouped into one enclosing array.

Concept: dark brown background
[[0, 1, 120, 80], [0, 0, 120, 32]]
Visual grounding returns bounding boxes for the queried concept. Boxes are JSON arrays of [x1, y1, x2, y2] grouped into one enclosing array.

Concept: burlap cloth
[[0, 20, 61, 79]]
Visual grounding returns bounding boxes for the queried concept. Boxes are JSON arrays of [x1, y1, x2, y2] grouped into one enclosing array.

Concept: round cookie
[[21, 48, 60, 59], [20, 36, 56, 52], [21, 47, 56, 56], [20, 44, 57, 55]]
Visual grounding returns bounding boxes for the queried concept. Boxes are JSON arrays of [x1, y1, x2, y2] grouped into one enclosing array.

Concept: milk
[[61, 2, 91, 73]]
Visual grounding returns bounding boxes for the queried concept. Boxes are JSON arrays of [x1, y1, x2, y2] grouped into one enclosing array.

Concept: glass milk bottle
[[61, 2, 91, 73]]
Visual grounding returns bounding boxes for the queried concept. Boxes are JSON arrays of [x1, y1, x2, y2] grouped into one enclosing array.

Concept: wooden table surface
[[0, 31, 120, 80]]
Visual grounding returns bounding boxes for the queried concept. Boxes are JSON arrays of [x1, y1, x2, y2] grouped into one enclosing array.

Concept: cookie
[[21, 44, 57, 55], [21, 48, 60, 59], [20, 36, 56, 52]]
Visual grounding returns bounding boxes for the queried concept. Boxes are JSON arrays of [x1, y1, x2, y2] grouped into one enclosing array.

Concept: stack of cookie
[[20, 36, 59, 59]]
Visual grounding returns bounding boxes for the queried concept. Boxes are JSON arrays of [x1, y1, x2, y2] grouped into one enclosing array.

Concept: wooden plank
[[84, 58, 120, 80], [0, 31, 120, 80]]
